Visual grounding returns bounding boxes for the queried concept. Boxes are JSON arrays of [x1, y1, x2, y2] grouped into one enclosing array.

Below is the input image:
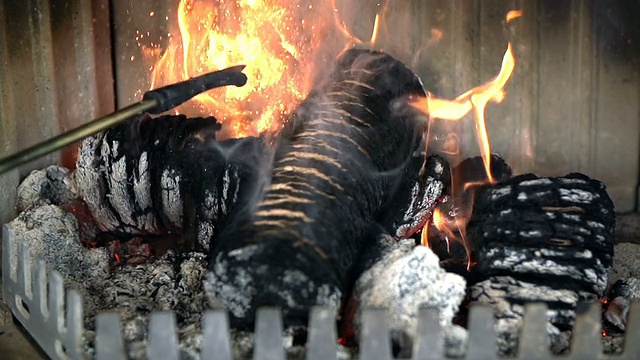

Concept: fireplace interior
[[0, 0, 639, 359]]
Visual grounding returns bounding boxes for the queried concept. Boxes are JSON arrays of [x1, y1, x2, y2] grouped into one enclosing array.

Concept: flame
[[143, 0, 330, 138], [331, 0, 388, 51], [416, 10, 521, 269], [411, 42, 516, 181], [506, 10, 523, 23]]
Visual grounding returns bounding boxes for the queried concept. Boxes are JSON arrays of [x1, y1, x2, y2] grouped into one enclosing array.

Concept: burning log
[[466, 172, 616, 355], [75, 113, 267, 251], [205, 49, 445, 327]]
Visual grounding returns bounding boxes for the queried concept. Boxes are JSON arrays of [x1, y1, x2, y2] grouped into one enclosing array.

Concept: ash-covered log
[[205, 49, 446, 327], [75, 114, 266, 251], [466, 172, 616, 355]]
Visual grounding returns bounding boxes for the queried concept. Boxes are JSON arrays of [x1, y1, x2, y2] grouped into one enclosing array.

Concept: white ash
[[108, 154, 136, 228], [204, 243, 343, 323], [8, 183, 211, 359], [16, 165, 78, 211], [6, 204, 110, 288], [490, 186, 511, 200], [352, 239, 466, 351], [75, 133, 121, 232], [608, 242, 640, 284], [519, 178, 553, 186], [160, 168, 184, 229], [80, 250, 209, 360]]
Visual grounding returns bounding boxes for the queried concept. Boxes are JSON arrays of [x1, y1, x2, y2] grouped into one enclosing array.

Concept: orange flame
[[506, 10, 523, 23], [143, 0, 330, 138], [411, 42, 516, 182], [415, 10, 521, 269], [331, 0, 388, 51]]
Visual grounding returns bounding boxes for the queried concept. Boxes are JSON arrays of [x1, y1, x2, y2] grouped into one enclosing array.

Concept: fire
[[411, 42, 516, 182], [331, 0, 388, 51], [415, 10, 522, 267], [142, 0, 329, 138]]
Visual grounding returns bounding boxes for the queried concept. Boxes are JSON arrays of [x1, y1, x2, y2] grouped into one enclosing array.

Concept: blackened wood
[[468, 172, 615, 295], [75, 114, 267, 252], [206, 49, 433, 327], [177, 135, 267, 251], [379, 153, 449, 239], [467, 172, 615, 352]]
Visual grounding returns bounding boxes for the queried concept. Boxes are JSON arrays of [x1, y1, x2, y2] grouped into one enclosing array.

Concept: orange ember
[[414, 10, 522, 269], [143, 0, 329, 138]]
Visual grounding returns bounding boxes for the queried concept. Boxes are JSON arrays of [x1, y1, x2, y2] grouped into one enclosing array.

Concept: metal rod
[[0, 100, 156, 175], [0, 65, 248, 176]]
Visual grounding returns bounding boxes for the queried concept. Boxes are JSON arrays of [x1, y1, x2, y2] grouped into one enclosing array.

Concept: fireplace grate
[[2, 223, 640, 360]]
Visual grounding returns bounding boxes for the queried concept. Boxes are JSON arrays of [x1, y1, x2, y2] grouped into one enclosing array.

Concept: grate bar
[[359, 308, 393, 360], [413, 307, 444, 360], [620, 302, 640, 360], [95, 313, 127, 360], [253, 308, 285, 360], [201, 310, 233, 360], [306, 307, 338, 360], [517, 303, 551, 360], [465, 305, 499, 360], [147, 312, 180, 360]]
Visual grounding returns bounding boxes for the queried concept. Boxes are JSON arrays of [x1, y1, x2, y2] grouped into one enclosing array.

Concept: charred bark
[[75, 114, 267, 251], [205, 49, 444, 327], [466, 172, 615, 355]]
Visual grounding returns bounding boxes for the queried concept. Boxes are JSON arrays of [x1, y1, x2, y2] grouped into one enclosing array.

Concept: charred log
[[75, 114, 267, 251], [466, 172, 616, 355], [205, 49, 444, 327], [423, 154, 512, 271]]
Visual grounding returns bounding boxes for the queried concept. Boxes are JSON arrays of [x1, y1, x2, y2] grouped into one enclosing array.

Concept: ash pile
[[6, 48, 622, 359]]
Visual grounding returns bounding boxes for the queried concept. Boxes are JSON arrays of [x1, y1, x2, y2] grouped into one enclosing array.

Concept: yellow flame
[[331, 0, 388, 50], [417, 10, 521, 270], [412, 42, 516, 182], [143, 0, 329, 138]]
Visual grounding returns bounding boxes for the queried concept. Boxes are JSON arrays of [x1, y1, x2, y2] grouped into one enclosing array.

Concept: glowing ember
[[414, 10, 522, 268], [142, 0, 330, 138]]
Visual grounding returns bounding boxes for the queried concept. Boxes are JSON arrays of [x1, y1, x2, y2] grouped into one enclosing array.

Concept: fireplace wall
[[0, 0, 639, 230]]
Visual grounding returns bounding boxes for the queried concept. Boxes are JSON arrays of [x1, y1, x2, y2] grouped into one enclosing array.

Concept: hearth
[[1, 1, 640, 360]]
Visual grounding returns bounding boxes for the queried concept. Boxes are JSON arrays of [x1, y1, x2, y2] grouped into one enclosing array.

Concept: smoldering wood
[[422, 154, 512, 273], [466, 172, 616, 355], [75, 113, 267, 251], [205, 48, 445, 328]]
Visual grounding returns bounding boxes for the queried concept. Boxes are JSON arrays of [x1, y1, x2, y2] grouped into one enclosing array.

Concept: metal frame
[[2, 223, 639, 360]]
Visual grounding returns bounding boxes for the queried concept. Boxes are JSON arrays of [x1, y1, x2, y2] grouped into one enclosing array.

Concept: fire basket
[[3, 223, 640, 360]]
